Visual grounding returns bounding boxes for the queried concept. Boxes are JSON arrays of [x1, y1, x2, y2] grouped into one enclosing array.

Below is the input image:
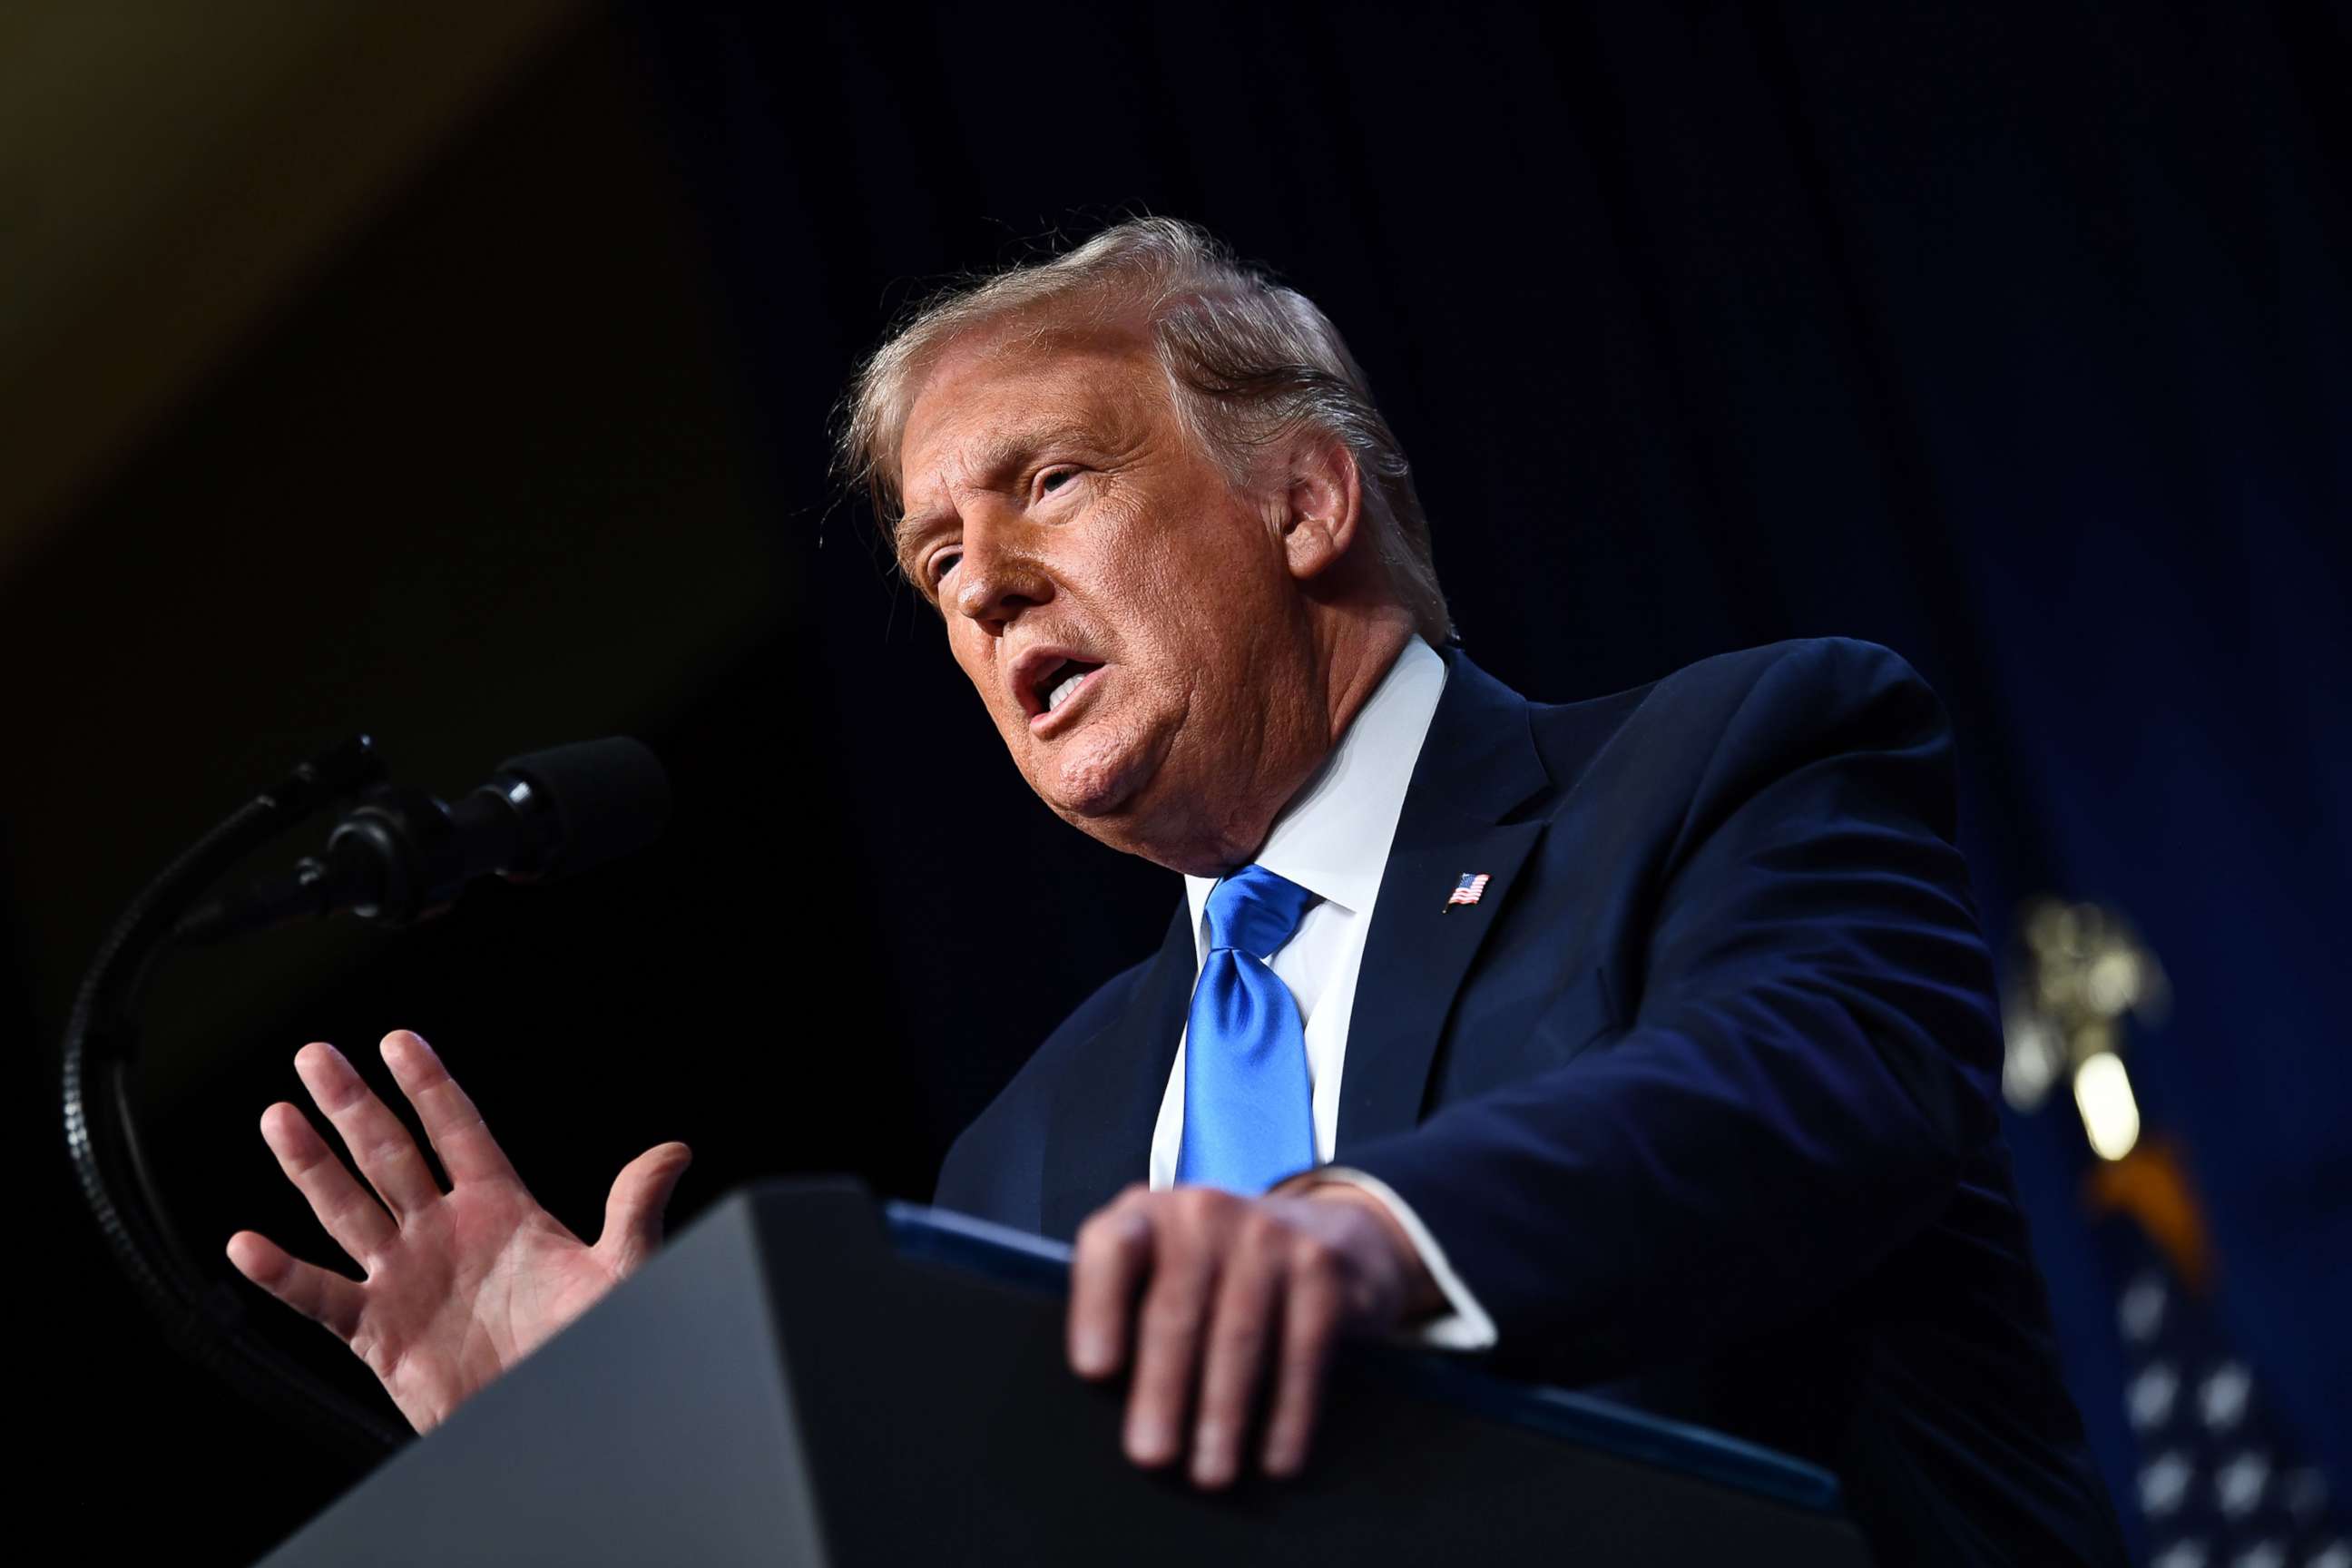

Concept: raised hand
[[226, 1029, 690, 1435]]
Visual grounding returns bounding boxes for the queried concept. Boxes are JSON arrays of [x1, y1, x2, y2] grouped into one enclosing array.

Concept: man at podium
[[229, 220, 2126, 1566]]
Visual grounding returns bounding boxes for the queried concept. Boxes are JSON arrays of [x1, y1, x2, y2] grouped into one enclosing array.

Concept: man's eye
[[1037, 467, 1077, 497], [929, 550, 961, 586]]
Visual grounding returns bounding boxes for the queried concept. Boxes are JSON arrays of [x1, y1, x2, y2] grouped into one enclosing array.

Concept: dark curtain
[[19, 5, 2345, 1559], [624, 0, 2352, 1538]]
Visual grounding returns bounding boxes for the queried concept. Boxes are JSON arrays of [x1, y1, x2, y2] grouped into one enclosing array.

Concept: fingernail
[[1191, 1427, 1232, 1488], [1126, 1412, 1173, 1464]]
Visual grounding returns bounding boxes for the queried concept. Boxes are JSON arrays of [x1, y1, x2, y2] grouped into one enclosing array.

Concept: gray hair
[[835, 218, 1453, 644]]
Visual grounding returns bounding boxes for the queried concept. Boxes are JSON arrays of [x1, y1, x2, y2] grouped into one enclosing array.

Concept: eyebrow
[[894, 420, 1103, 559]]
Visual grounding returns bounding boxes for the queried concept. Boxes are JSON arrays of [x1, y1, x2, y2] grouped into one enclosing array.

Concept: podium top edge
[[878, 1199, 1844, 1516]]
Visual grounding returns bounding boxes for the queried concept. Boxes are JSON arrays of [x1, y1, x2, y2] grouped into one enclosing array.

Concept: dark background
[[10, 4, 2346, 1562]]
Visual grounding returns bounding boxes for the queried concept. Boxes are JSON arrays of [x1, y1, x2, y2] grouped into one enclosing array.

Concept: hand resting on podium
[[224, 1028, 692, 1434], [1069, 1181, 1446, 1489]]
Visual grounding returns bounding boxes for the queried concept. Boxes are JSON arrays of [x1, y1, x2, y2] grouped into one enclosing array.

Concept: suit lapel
[[1336, 649, 1553, 1156], [1040, 901, 1194, 1239]]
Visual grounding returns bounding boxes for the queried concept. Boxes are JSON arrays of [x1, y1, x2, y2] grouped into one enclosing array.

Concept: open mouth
[[1028, 657, 1104, 720]]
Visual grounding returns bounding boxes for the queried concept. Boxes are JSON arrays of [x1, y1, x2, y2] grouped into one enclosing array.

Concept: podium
[[256, 1181, 1873, 1565]]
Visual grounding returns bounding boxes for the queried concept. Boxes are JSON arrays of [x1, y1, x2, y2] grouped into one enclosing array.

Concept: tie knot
[[1203, 864, 1320, 959]]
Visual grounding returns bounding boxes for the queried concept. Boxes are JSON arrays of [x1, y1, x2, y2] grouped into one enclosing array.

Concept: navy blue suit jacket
[[936, 638, 2125, 1567]]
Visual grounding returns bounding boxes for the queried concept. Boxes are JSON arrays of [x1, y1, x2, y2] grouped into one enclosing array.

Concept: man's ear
[[1278, 432, 1366, 583]]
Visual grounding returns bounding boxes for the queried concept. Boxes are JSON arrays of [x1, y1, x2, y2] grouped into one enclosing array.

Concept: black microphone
[[181, 738, 670, 941]]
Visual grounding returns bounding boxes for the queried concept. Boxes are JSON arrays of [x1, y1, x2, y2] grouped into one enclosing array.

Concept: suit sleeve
[[1341, 639, 2002, 1374]]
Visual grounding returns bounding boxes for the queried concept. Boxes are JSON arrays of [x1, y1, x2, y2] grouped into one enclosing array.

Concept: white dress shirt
[[1146, 635, 1497, 1351]]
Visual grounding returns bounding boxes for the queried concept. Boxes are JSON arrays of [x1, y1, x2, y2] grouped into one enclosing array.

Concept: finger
[[225, 1230, 366, 1340], [1260, 1241, 1345, 1478], [378, 1030, 519, 1190], [260, 1100, 399, 1264], [294, 1042, 441, 1220], [1190, 1216, 1285, 1489], [1122, 1209, 1220, 1469], [1067, 1188, 1153, 1378], [596, 1142, 693, 1273]]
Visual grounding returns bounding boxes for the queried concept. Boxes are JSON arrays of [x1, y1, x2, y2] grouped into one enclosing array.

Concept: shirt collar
[[1185, 636, 1450, 939]]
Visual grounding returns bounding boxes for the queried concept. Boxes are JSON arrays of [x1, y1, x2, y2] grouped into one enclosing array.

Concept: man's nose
[[946, 514, 1052, 630]]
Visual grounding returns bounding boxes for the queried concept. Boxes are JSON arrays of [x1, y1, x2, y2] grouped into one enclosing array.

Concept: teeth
[[1045, 670, 1086, 712]]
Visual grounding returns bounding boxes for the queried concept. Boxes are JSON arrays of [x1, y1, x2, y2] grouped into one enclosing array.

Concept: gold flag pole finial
[[2004, 897, 2210, 1289]]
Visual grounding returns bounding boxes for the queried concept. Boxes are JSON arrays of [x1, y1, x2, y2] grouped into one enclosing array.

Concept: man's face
[[895, 318, 1328, 872]]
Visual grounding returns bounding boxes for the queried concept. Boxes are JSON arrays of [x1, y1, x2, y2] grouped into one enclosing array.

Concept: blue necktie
[[1176, 864, 1321, 1193]]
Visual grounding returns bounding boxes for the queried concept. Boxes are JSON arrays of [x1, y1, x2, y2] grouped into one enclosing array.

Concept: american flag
[[1446, 872, 1490, 908], [2102, 1220, 2345, 1568]]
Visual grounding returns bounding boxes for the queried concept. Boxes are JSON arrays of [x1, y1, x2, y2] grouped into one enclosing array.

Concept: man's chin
[[1044, 759, 1148, 823], [1035, 722, 1172, 827], [1034, 733, 1259, 874]]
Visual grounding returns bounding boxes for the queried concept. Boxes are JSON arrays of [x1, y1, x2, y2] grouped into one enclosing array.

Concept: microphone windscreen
[[494, 737, 671, 878]]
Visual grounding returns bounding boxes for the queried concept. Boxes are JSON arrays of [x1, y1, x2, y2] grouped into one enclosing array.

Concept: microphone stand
[[59, 736, 415, 1458]]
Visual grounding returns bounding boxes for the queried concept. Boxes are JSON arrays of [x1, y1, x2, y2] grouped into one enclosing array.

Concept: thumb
[[597, 1142, 692, 1274]]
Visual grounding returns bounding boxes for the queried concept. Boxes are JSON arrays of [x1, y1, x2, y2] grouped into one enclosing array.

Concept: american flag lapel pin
[[1445, 872, 1492, 911]]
